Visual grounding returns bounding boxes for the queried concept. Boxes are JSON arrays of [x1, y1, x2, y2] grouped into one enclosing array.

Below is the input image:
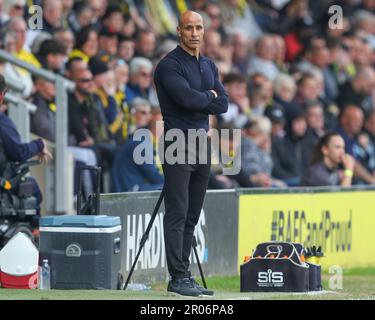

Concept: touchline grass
[[0, 268, 374, 300]]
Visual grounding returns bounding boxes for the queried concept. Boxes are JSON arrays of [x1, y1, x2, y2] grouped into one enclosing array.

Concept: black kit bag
[[240, 242, 310, 292]]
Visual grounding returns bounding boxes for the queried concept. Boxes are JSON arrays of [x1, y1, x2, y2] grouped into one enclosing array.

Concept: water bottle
[[39, 259, 51, 290]]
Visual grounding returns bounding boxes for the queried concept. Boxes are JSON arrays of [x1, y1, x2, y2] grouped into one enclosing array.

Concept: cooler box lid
[[40, 215, 121, 228]]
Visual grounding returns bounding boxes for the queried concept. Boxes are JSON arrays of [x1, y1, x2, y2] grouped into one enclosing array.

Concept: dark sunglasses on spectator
[[78, 78, 93, 83], [13, 5, 24, 10]]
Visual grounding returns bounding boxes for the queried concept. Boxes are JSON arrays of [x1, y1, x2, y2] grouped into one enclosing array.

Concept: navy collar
[[175, 45, 201, 61]]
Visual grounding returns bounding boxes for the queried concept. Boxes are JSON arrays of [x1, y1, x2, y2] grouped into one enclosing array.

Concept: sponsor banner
[[100, 190, 238, 282], [238, 190, 375, 270]]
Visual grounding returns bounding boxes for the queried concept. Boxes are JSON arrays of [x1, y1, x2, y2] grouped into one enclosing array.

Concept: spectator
[[97, 26, 119, 63], [305, 100, 326, 142], [68, 3, 94, 33], [301, 132, 355, 187], [67, 60, 99, 147], [205, 1, 227, 39], [69, 25, 99, 63], [284, 15, 316, 62], [7, 17, 40, 67], [30, 76, 56, 142], [42, 0, 63, 34], [209, 123, 240, 189], [336, 104, 375, 184], [219, 0, 262, 41], [3, 0, 25, 21], [220, 73, 250, 127], [111, 98, 164, 192], [113, 60, 134, 143], [272, 106, 315, 186], [273, 73, 298, 117], [36, 39, 67, 73], [102, 4, 124, 34], [2, 30, 33, 97], [117, 35, 135, 63], [89, 57, 124, 144], [230, 32, 250, 75], [54, 28, 75, 55], [272, 34, 287, 71], [336, 66, 375, 115], [203, 29, 222, 61], [236, 116, 286, 188], [134, 29, 156, 60], [264, 105, 286, 139], [300, 41, 339, 101], [126, 56, 153, 104], [248, 78, 274, 116], [248, 35, 280, 80]]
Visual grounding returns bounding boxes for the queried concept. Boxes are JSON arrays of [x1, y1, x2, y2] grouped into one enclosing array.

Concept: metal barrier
[[0, 49, 75, 214]]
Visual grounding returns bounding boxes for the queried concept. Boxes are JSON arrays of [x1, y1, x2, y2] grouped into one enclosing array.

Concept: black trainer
[[167, 278, 202, 297], [190, 277, 214, 296]]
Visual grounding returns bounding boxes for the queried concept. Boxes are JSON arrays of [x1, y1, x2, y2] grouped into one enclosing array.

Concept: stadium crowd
[[1, 0, 375, 193]]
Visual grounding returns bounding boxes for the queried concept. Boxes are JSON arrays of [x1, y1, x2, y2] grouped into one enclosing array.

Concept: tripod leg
[[192, 235, 207, 289], [123, 188, 165, 290]]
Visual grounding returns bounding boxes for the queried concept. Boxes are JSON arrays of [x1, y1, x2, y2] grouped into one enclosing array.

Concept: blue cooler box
[[39, 215, 122, 290]]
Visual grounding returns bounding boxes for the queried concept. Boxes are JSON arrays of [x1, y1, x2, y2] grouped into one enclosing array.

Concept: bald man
[[154, 11, 228, 297]]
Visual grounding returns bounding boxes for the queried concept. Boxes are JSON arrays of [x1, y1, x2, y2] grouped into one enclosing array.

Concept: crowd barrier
[[100, 186, 375, 283]]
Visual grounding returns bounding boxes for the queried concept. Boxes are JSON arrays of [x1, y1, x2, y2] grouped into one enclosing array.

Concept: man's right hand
[[38, 139, 53, 163]]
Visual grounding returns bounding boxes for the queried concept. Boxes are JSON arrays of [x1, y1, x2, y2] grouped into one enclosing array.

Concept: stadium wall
[[100, 190, 238, 283], [100, 187, 375, 283]]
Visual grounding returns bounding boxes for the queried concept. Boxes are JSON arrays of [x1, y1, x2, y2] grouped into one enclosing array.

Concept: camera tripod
[[123, 188, 208, 290]]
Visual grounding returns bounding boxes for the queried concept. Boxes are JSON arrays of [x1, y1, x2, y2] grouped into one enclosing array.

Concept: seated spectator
[[203, 29, 223, 62], [220, 73, 250, 127], [36, 39, 67, 74], [236, 117, 286, 188], [42, 0, 63, 34], [67, 61, 99, 148], [67, 2, 94, 34], [337, 104, 375, 184], [264, 105, 286, 139], [273, 73, 298, 114], [2, 31, 33, 97], [337, 66, 375, 115], [102, 3, 124, 34], [230, 31, 250, 75], [31, 76, 56, 142], [125, 56, 153, 104], [113, 60, 134, 143], [97, 26, 119, 64], [111, 98, 164, 192], [53, 28, 75, 55], [271, 106, 315, 186], [89, 57, 124, 144], [301, 132, 355, 187], [134, 29, 156, 60], [248, 35, 280, 81], [219, 0, 262, 41], [69, 25, 99, 63], [8, 17, 41, 67], [305, 100, 326, 142], [117, 35, 135, 63], [209, 123, 241, 189], [362, 109, 375, 174], [248, 78, 274, 116]]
